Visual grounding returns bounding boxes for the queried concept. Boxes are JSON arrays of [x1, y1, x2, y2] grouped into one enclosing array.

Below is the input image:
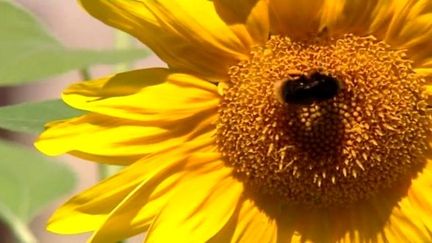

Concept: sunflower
[[35, 0, 432, 242]]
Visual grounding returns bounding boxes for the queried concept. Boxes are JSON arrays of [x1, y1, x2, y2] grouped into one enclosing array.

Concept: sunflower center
[[216, 34, 431, 207]]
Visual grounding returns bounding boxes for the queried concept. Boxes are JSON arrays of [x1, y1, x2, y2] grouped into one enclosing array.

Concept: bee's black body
[[281, 72, 341, 105]]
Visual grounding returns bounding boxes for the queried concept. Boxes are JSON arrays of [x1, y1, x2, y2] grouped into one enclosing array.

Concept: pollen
[[216, 34, 432, 206]]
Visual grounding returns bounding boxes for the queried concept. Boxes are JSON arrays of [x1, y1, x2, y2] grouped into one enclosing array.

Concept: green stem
[[0, 205, 37, 243], [79, 69, 91, 80], [114, 30, 133, 72], [97, 164, 110, 181]]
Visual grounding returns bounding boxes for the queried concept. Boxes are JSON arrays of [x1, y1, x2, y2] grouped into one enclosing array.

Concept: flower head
[[36, 0, 432, 242]]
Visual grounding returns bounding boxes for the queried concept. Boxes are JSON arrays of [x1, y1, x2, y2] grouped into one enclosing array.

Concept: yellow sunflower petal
[[319, 0, 395, 36], [313, 0, 432, 76], [35, 69, 219, 162], [382, 200, 431, 243], [382, 0, 432, 75], [62, 68, 219, 122], [47, 150, 182, 234], [89, 152, 223, 243], [79, 0, 249, 80], [35, 112, 216, 163], [231, 198, 277, 243], [47, 145, 217, 235], [367, 173, 432, 243], [144, 165, 243, 243], [208, 196, 277, 243], [269, 0, 325, 37], [405, 162, 432, 235], [213, 0, 270, 47], [415, 58, 432, 76]]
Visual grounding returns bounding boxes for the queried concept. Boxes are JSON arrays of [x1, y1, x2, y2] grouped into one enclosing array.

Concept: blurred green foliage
[[0, 0, 148, 85], [0, 139, 75, 222], [0, 139, 76, 243], [0, 99, 83, 134], [0, 1, 149, 242]]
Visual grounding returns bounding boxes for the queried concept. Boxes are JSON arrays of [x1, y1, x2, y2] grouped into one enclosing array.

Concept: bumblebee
[[275, 71, 342, 105]]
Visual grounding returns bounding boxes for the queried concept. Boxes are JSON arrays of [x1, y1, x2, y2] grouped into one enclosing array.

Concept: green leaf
[[0, 139, 75, 242], [0, 0, 149, 86], [0, 99, 83, 134]]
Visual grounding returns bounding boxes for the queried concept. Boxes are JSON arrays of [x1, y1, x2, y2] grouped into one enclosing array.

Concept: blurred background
[[0, 0, 163, 242]]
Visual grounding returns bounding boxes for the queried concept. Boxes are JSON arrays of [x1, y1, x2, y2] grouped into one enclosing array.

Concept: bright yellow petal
[[381, 0, 432, 76], [213, 0, 270, 47], [208, 197, 277, 243], [35, 112, 216, 164], [231, 198, 277, 243], [415, 58, 432, 76], [145, 164, 243, 243], [46, 145, 217, 235], [269, 0, 325, 38], [79, 0, 249, 80], [310, 0, 432, 77], [62, 68, 220, 122], [380, 200, 430, 243], [366, 161, 432, 242], [35, 69, 219, 163], [405, 161, 432, 237], [89, 152, 224, 243], [319, 0, 395, 36], [366, 187, 429, 242]]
